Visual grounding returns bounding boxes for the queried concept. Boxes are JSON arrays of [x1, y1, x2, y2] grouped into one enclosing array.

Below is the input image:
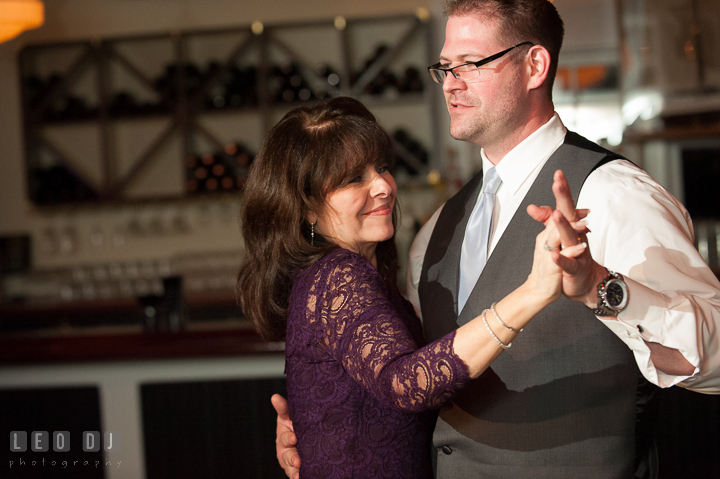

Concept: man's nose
[[442, 71, 466, 93]]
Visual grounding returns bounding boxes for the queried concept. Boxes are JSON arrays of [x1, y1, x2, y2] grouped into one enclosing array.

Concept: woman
[[237, 97, 585, 478]]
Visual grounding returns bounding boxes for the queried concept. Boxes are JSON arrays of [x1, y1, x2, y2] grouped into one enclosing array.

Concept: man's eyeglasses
[[427, 41, 534, 84]]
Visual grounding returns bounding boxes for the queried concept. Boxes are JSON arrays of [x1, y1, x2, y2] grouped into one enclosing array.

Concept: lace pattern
[[285, 249, 470, 478]]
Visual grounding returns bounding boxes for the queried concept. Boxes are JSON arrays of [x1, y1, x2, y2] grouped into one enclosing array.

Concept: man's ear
[[526, 45, 551, 91]]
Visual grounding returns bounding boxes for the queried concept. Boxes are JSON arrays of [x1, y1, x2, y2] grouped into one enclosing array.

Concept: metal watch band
[[590, 271, 623, 317]]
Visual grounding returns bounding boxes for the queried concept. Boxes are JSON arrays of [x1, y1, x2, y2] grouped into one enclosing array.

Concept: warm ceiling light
[[0, 0, 44, 44]]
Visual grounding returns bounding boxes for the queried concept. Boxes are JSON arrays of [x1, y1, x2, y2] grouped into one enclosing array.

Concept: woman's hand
[[525, 171, 591, 308], [523, 209, 588, 307]]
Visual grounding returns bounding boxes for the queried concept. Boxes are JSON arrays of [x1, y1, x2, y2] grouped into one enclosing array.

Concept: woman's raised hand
[[524, 204, 589, 306]]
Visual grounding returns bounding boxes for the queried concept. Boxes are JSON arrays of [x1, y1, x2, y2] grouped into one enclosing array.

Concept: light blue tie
[[458, 167, 502, 313]]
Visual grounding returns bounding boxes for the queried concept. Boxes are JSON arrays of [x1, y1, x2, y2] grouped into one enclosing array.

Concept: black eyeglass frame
[[427, 41, 535, 84]]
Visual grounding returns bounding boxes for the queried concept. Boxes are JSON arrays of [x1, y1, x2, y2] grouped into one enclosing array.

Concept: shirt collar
[[481, 113, 567, 196]]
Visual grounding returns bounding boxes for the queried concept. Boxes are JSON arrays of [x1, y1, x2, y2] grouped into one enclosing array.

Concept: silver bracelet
[[482, 309, 511, 349], [491, 302, 523, 333]]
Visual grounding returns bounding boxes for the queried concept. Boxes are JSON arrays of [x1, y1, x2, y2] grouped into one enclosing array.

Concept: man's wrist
[[580, 264, 610, 309]]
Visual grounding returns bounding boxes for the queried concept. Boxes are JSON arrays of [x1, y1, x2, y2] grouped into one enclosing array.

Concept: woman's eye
[[347, 175, 362, 184], [377, 165, 389, 174]]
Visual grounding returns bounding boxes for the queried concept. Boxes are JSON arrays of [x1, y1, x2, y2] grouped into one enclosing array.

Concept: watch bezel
[[602, 276, 628, 310], [591, 271, 627, 316]]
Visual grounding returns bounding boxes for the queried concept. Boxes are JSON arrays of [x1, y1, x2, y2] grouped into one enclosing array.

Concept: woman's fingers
[[558, 242, 587, 258], [527, 204, 554, 224], [552, 209, 584, 249], [540, 215, 562, 251]]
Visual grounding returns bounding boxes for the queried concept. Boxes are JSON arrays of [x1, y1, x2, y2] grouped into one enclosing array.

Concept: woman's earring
[[311, 222, 315, 246]]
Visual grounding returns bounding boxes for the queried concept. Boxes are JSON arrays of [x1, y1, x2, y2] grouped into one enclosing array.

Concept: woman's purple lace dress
[[285, 249, 471, 478]]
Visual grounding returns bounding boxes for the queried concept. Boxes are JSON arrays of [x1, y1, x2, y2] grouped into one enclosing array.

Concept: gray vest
[[419, 132, 641, 478]]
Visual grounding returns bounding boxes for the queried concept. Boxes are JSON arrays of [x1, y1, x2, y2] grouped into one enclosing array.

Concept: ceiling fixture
[[0, 0, 44, 44]]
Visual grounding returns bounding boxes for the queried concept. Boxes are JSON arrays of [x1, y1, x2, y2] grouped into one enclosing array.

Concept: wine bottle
[[397, 66, 424, 94]]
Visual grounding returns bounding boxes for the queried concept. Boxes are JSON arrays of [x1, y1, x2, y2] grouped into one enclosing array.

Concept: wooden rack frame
[[19, 13, 436, 205]]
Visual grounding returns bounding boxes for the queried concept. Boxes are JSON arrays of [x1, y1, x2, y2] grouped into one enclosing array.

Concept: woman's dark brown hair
[[237, 97, 399, 342]]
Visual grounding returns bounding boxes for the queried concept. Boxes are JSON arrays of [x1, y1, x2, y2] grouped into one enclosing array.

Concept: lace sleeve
[[309, 251, 471, 412]]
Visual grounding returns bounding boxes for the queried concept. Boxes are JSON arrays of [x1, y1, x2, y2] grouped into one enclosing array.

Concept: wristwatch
[[590, 271, 628, 316]]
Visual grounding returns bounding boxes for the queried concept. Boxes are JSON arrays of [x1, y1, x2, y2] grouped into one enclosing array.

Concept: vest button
[[441, 445, 452, 455]]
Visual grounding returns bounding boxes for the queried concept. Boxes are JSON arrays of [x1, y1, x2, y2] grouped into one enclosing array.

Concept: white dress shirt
[[407, 113, 720, 393]]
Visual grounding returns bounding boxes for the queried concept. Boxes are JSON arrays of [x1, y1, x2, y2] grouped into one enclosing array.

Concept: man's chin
[[449, 127, 474, 142]]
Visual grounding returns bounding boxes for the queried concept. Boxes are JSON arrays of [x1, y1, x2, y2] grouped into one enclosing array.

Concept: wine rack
[[19, 12, 435, 206]]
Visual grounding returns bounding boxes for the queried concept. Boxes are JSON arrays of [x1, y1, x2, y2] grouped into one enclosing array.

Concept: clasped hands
[[527, 169, 609, 310]]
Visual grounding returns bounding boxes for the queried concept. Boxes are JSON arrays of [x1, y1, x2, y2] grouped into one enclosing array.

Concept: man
[[274, 0, 720, 477]]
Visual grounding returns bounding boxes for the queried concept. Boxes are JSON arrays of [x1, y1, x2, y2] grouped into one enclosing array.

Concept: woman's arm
[[319, 218, 586, 412], [434, 219, 588, 378]]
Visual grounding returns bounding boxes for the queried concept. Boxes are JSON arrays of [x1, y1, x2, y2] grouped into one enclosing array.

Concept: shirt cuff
[[598, 276, 699, 388]]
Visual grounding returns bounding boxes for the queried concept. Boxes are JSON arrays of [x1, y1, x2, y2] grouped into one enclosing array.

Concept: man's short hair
[[444, 0, 564, 96]]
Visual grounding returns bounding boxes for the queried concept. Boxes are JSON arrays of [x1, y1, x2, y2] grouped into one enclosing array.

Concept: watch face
[[605, 281, 626, 309]]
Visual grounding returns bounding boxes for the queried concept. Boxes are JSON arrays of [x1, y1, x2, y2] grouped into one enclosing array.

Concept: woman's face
[[312, 162, 397, 265]]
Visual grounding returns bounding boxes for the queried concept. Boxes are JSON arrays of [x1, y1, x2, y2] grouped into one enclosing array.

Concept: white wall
[[0, 0, 442, 280], [0, 0, 433, 237], [0, 0, 624, 234]]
